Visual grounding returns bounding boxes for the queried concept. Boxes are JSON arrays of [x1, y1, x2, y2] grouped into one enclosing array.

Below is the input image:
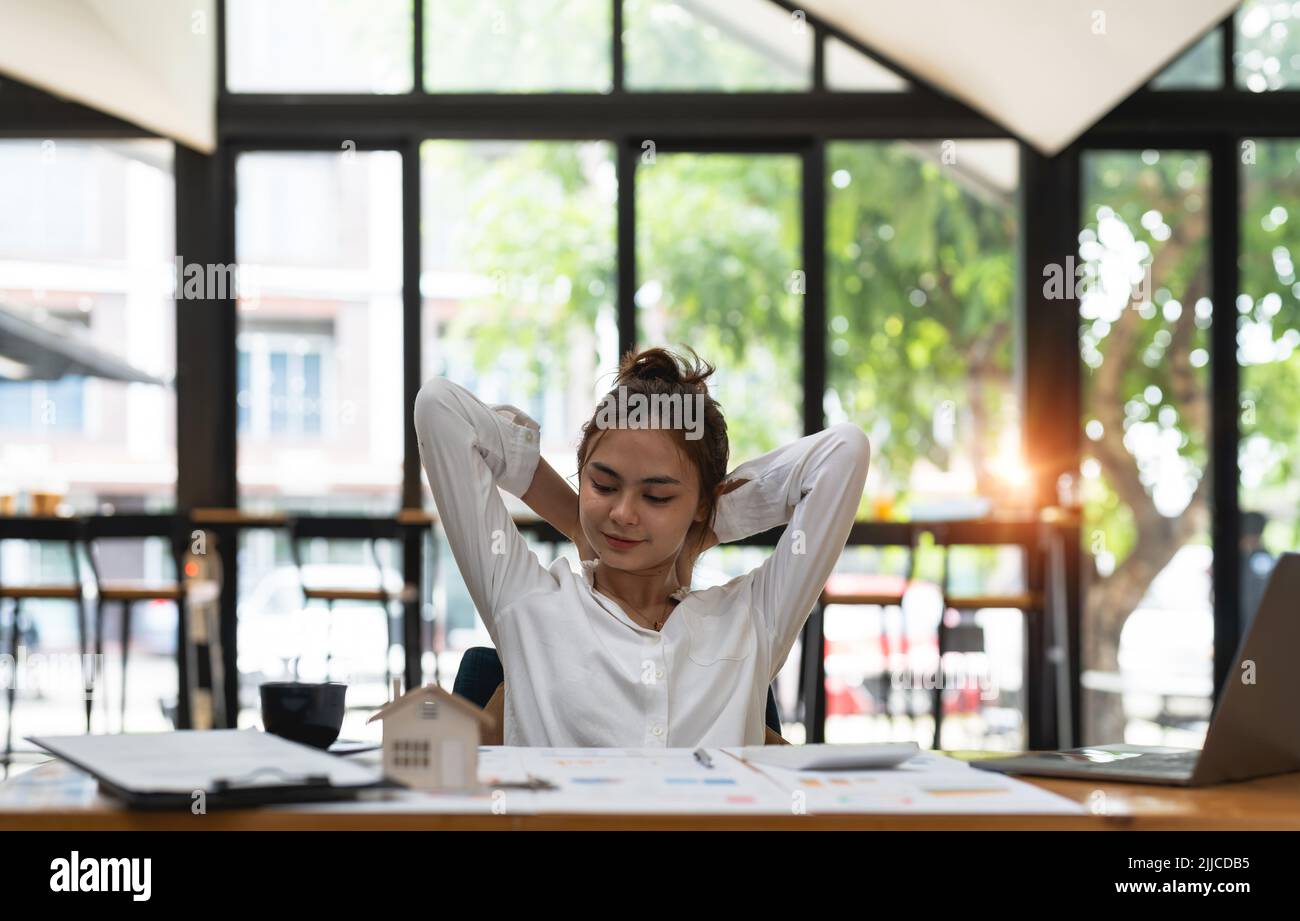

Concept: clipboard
[[28, 728, 397, 810]]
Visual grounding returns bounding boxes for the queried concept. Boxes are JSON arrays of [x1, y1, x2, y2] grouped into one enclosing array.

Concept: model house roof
[[366, 683, 497, 730]]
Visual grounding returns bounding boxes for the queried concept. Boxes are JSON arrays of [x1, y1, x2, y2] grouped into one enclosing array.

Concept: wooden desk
[[2, 756, 1297, 831]]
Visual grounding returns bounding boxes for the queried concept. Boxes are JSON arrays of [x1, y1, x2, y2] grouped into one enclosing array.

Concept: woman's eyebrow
[[590, 462, 682, 486]]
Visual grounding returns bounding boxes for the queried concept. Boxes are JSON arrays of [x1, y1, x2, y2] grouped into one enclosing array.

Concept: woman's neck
[[592, 558, 681, 612]]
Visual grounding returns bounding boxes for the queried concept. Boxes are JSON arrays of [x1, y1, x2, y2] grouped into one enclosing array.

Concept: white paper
[[302, 747, 1082, 816], [717, 749, 1086, 814]]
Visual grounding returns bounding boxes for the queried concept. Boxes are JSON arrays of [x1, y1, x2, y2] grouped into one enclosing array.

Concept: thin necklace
[[594, 573, 677, 632]]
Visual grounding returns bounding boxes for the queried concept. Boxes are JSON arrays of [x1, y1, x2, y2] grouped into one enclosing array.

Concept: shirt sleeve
[[712, 423, 871, 677], [413, 377, 555, 645]]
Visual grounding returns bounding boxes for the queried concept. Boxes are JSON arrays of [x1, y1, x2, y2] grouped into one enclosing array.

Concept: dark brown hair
[[576, 345, 729, 533]]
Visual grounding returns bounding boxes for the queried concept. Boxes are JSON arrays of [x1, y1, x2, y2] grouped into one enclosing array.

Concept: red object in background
[[822, 571, 909, 601], [825, 678, 870, 717], [939, 682, 986, 715]]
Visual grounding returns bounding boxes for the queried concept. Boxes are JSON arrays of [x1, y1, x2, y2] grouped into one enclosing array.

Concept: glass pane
[[826, 140, 1021, 520], [420, 140, 617, 487], [235, 150, 404, 512], [825, 36, 908, 91], [624, 0, 812, 91], [420, 140, 617, 657], [225, 0, 414, 93], [635, 152, 802, 459], [815, 544, 1025, 750], [0, 139, 175, 514], [1150, 26, 1223, 89], [1079, 150, 1213, 747], [235, 526, 404, 731], [1239, 139, 1300, 635], [425, 0, 612, 92], [1235, 0, 1300, 91]]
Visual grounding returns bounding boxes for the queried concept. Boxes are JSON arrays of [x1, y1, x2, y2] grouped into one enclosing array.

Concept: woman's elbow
[[414, 376, 457, 440], [415, 376, 452, 417], [832, 422, 871, 477]]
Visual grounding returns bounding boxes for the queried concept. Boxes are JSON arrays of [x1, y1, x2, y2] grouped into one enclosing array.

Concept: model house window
[[394, 739, 431, 769]]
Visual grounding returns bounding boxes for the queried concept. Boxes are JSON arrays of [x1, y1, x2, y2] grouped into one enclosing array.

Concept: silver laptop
[[973, 552, 1300, 786]]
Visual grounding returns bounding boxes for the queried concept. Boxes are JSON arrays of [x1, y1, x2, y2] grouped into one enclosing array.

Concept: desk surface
[[2, 755, 1297, 831]]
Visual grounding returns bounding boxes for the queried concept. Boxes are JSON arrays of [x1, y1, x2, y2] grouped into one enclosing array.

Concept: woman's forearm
[[520, 455, 580, 541]]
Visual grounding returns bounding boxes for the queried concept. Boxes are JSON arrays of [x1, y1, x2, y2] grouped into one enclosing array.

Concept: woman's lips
[[602, 532, 643, 550]]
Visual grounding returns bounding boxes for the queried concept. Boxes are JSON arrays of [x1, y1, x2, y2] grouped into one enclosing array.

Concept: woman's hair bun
[[616, 345, 715, 393]]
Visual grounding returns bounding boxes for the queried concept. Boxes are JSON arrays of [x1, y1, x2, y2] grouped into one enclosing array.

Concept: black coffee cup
[[259, 681, 347, 749]]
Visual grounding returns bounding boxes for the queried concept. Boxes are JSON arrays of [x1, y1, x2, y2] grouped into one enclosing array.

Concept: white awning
[[803, 0, 1239, 154], [0, 0, 215, 153]]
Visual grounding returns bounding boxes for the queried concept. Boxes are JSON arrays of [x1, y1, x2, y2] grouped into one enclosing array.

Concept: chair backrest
[[924, 520, 1038, 598], [0, 517, 85, 589], [287, 516, 404, 542], [452, 646, 782, 735], [286, 515, 403, 600], [82, 514, 188, 586], [453, 647, 505, 709]]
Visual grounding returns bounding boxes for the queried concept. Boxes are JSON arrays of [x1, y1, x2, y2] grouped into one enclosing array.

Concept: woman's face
[[577, 428, 705, 571]]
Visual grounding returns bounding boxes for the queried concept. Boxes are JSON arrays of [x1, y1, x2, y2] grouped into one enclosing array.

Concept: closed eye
[[592, 482, 673, 504]]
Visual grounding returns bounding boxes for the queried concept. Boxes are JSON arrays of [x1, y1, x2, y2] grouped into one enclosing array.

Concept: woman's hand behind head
[[673, 478, 748, 590]]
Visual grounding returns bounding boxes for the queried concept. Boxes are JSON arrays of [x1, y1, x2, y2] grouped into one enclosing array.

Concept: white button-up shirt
[[414, 377, 871, 748]]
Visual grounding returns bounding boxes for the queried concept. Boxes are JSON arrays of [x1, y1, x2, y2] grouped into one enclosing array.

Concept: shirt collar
[[579, 558, 691, 601]]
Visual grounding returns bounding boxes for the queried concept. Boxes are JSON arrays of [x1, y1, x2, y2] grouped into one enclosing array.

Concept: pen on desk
[[693, 748, 714, 769]]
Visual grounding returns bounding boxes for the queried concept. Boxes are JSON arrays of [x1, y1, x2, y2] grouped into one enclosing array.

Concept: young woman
[[414, 346, 870, 748]]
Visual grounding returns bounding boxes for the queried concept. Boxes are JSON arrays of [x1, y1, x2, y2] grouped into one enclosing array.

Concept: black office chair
[[452, 646, 783, 736]]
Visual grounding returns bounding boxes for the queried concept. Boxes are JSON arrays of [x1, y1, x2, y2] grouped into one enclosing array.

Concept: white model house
[[366, 684, 496, 792]]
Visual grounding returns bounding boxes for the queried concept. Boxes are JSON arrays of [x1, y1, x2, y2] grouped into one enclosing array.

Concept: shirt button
[[656, 669, 664, 679], [652, 726, 663, 736]]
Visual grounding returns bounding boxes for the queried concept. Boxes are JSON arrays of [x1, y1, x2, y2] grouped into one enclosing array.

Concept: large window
[[419, 140, 617, 665], [0, 139, 176, 514], [1238, 139, 1300, 633], [826, 140, 1020, 517], [635, 152, 803, 459], [419, 140, 618, 494], [1079, 150, 1214, 746], [0, 137, 178, 741], [235, 150, 404, 513]]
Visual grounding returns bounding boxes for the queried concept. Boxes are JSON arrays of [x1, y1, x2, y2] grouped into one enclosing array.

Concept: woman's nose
[[610, 493, 638, 525]]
